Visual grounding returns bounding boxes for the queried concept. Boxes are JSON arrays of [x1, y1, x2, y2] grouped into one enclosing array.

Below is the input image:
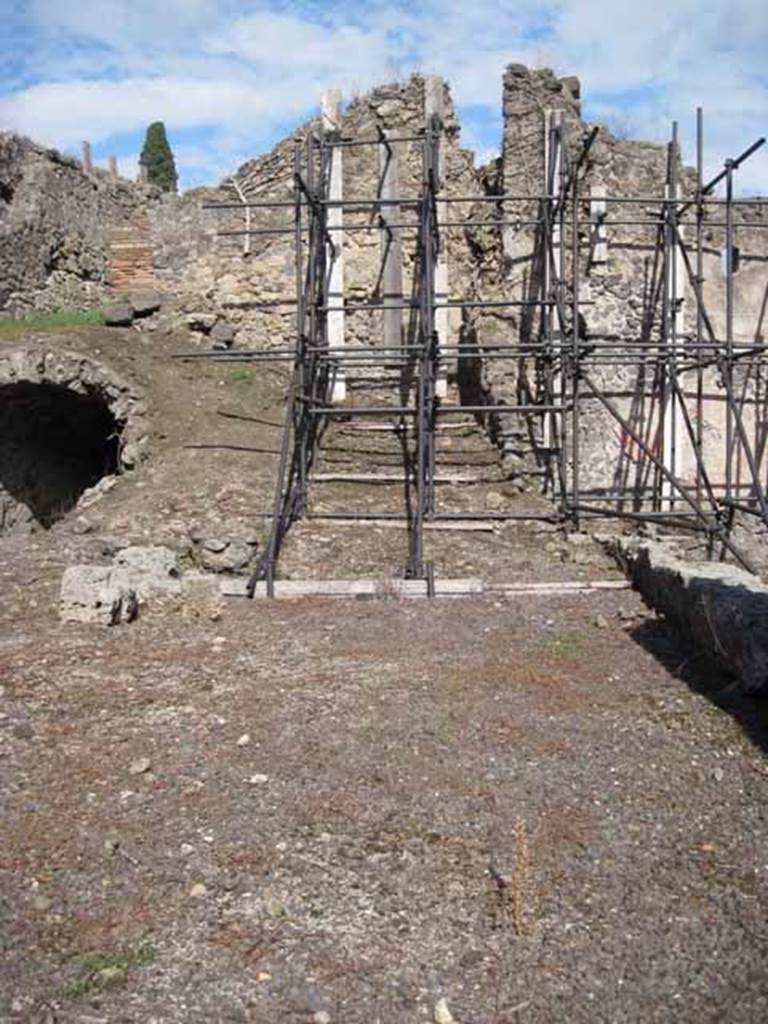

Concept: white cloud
[[0, 77, 271, 147], [2, 0, 766, 191]]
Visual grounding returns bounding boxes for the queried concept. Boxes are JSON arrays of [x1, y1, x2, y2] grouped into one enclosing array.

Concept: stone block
[[59, 565, 138, 625], [209, 321, 235, 349], [609, 538, 768, 693], [129, 291, 162, 316], [113, 545, 181, 596], [180, 571, 224, 621], [186, 312, 217, 333], [104, 303, 134, 326], [188, 533, 256, 573]]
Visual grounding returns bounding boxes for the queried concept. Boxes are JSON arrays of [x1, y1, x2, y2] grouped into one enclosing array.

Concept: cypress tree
[[139, 121, 178, 192]]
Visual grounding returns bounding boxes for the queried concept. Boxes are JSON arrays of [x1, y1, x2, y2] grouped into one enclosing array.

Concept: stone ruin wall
[[488, 66, 768, 497], [1, 66, 766, 506], [147, 76, 483, 357], [0, 133, 152, 314]]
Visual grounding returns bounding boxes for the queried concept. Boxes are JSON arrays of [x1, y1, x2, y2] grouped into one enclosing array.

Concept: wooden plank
[[306, 517, 497, 532], [222, 577, 483, 599], [322, 90, 346, 403], [313, 472, 486, 484], [337, 422, 478, 433], [487, 580, 629, 594], [379, 128, 403, 354], [221, 577, 629, 600]]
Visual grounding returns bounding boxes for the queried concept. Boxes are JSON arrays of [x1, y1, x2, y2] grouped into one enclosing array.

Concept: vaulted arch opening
[[0, 381, 123, 528]]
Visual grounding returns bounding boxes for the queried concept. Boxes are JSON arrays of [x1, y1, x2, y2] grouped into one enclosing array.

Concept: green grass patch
[[229, 367, 256, 384], [0, 308, 105, 337], [532, 629, 584, 655], [63, 938, 156, 999]]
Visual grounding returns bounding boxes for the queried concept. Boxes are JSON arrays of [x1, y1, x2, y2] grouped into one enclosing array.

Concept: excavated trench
[[0, 381, 123, 529]]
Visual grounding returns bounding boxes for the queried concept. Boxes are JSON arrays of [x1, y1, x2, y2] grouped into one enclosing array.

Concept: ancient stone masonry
[[151, 76, 482, 357], [166, 65, 768, 585], [609, 536, 768, 693], [2, 65, 766, 579], [0, 343, 148, 534], [0, 134, 154, 312], [470, 65, 768, 513]]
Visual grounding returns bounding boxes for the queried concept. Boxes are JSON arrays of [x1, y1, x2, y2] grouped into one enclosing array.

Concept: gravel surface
[[2, 328, 767, 1022], [2, 562, 768, 1023]]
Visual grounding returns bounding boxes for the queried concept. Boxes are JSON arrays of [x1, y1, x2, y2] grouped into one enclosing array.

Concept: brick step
[[109, 243, 154, 252], [108, 233, 150, 244], [108, 208, 157, 287], [110, 275, 156, 286]]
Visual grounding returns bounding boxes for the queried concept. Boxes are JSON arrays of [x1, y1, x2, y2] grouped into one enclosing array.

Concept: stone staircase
[[277, 370, 557, 580], [107, 210, 156, 292]]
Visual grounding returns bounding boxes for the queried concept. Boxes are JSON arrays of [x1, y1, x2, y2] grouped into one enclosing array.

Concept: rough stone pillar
[[501, 65, 581, 262], [590, 183, 608, 264], [81, 141, 92, 173], [379, 130, 403, 356], [108, 155, 118, 180], [321, 90, 346, 403], [138, 160, 148, 184], [425, 75, 450, 398]]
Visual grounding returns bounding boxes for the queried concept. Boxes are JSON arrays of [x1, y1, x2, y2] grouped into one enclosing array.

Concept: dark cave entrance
[[0, 381, 123, 528]]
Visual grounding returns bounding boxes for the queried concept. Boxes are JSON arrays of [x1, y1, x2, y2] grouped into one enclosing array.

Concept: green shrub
[[139, 121, 178, 192]]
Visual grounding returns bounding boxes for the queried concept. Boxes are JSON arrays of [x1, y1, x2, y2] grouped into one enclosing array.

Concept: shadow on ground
[[630, 615, 768, 755]]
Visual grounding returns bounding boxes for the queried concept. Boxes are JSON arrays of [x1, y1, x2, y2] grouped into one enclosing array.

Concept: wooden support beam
[[662, 184, 687, 508], [306, 517, 498, 532], [220, 577, 630, 599], [338, 421, 479, 433], [222, 577, 483, 599], [590, 183, 608, 264], [321, 89, 346, 403], [312, 472, 488, 483], [379, 129, 403, 356], [425, 76, 451, 397], [543, 109, 563, 455]]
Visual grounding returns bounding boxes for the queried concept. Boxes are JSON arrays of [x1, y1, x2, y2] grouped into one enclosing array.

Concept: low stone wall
[[609, 537, 768, 693]]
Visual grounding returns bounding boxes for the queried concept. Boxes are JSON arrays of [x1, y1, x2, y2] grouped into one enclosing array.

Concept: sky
[[1, 0, 766, 193]]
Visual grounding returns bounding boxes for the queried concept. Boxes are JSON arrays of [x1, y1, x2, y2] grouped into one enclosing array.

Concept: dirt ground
[[2, 327, 768, 1022]]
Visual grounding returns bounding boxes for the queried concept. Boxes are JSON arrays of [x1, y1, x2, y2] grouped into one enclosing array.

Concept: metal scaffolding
[[188, 101, 767, 593]]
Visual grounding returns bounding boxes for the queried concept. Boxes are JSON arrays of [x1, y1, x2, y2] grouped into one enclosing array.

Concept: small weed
[[0, 308, 105, 337], [229, 368, 255, 384], [532, 629, 583, 655], [63, 938, 155, 999], [135, 938, 156, 966], [489, 817, 536, 938], [511, 817, 533, 936]]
